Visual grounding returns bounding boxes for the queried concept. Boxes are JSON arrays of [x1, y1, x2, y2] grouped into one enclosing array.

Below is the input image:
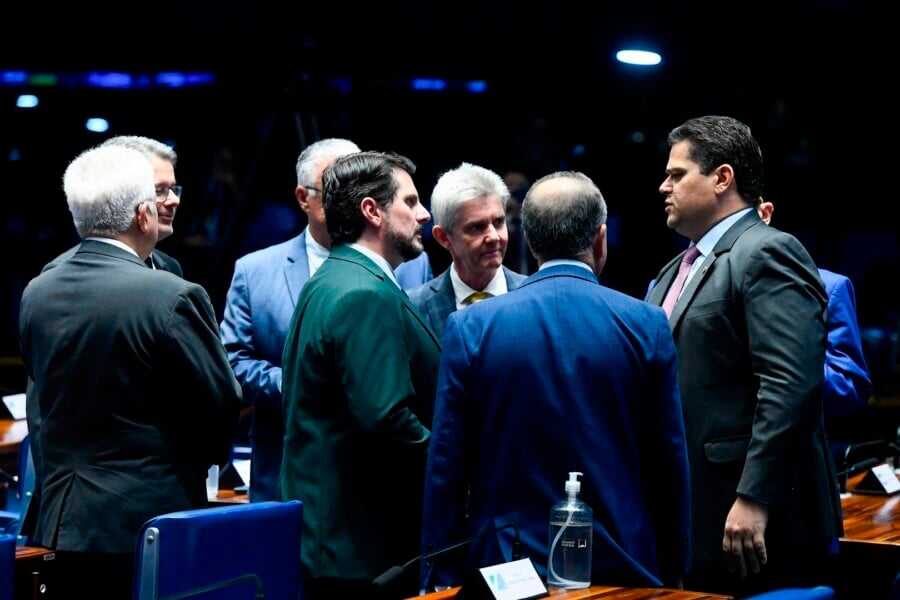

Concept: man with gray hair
[[220, 138, 431, 501], [20, 144, 240, 597], [409, 162, 525, 338], [43, 135, 183, 274], [421, 171, 690, 591]]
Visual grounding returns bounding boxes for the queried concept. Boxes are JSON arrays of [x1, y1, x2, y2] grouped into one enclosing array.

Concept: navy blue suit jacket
[[421, 264, 690, 589], [408, 266, 526, 339], [220, 230, 431, 501]]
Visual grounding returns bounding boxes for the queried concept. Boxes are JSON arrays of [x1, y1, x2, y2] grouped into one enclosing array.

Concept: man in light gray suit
[[220, 138, 430, 501], [409, 163, 525, 338]]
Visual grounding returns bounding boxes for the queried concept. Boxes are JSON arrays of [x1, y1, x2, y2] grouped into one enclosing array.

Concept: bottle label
[[559, 538, 589, 549]]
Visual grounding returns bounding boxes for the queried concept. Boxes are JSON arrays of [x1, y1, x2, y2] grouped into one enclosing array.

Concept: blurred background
[[1, 1, 898, 426]]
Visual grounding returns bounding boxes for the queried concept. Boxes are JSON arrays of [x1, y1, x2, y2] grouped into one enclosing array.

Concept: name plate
[[853, 462, 900, 495], [1, 393, 26, 420], [459, 558, 548, 600]]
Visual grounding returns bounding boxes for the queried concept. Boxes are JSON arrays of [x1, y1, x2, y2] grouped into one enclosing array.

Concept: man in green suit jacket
[[280, 151, 440, 597]]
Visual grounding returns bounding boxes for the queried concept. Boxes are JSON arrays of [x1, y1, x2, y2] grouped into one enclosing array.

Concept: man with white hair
[[20, 144, 240, 597], [43, 135, 183, 274], [409, 162, 526, 338]]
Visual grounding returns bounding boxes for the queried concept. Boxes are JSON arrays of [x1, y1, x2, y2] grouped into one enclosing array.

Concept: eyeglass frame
[[304, 186, 322, 197], [156, 184, 183, 200]]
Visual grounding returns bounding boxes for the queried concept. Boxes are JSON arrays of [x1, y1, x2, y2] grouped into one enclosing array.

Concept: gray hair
[[521, 171, 607, 262], [430, 162, 510, 231], [100, 135, 177, 166], [63, 145, 156, 238], [295, 138, 361, 187]]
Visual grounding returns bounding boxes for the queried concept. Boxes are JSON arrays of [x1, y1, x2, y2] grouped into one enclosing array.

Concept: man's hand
[[723, 496, 769, 577]]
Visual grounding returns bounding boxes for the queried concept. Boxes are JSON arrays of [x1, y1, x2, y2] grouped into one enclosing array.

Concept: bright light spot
[[411, 78, 447, 91], [16, 94, 39, 108], [615, 50, 662, 66], [466, 80, 488, 93], [86, 118, 110, 133]]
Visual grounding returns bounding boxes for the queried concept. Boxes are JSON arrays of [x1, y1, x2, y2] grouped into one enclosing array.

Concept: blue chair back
[[745, 586, 835, 600], [133, 500, 302, 600], [0, 435, 35, 538], [0, 534, 15, 600]]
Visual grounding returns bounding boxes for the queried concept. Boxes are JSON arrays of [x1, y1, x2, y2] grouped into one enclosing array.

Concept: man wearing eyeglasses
[[42, 135, 184, 275], [220, 138, 432, 502]]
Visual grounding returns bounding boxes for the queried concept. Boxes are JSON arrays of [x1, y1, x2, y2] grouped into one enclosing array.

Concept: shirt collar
[[449, 265, 508, 308], [694, 207, 754, 258], [85, 236, 141, 259], [347, 243, 401, 289], [538, 258, 593, 273]]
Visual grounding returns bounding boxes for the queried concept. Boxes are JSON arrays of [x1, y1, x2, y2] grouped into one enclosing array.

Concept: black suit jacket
[[647, 211, 842, 563], [44, 243, 183, 277], [20, 240, 240, 554]]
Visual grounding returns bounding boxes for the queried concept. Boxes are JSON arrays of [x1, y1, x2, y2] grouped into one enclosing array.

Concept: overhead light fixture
[[615, 50, 662, 66]]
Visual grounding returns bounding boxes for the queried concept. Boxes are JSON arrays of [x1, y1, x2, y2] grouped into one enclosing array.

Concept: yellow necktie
[[462, 291, 494, 306]]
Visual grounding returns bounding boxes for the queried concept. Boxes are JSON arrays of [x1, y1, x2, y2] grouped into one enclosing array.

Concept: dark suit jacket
[[44, 244, 183, 277], [20, 240, 240, 554], [646, 211, 842, 564], [422, 265, 690, 588], [280, 244, 440, 584], [221, 232, 434, 502], [408, 266, 527, 339]]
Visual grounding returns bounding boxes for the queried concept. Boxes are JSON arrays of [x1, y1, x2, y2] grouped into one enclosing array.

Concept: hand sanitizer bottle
[[547, 471, 592, 589]]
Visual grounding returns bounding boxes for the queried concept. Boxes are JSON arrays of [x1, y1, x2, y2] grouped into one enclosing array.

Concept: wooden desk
[[414, 585, 732, 600], [0, 419, 27, 454], [209, 488, 249, 505], [835, 472, 900, 598], [15, 546, 55, 600]]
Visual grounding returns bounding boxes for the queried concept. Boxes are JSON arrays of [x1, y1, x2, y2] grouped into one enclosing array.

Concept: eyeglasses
[[156, 184, 183, 200], [305, 186, 322, 197]]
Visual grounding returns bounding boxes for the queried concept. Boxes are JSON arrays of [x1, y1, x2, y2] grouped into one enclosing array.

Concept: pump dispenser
[[547, 471, 592, 588]]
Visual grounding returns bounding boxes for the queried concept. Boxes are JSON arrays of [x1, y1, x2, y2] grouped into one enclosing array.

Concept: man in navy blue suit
[[409, 162, 525, 339], [219, 138, 431, 501], [420, 171, 690, 591]]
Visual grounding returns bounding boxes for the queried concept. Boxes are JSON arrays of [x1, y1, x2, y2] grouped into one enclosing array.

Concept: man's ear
[[713, 163, 735, 194], [360, 197, 383, 227], [136, 202, 154, 233], [432, 225, 452, 251], [295, 185, 310, 213]]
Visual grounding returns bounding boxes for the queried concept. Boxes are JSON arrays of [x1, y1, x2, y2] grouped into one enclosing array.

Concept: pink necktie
[[661, 246, 701, 318]]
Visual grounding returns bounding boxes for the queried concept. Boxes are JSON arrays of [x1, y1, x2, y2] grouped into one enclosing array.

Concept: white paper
[[477, 558, 547, 600], [871, 463, 900, 494], [2, 393, 26, 420]]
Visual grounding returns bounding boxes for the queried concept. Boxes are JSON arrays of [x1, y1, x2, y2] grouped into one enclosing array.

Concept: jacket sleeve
[[822, 276, 872, 417], [166, 283, 242, 467], [220, 259, 283, 409], [737, 235, 827, 503]]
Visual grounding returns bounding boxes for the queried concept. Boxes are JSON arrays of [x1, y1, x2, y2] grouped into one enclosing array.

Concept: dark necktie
[[145, 255, 155, 269], [661, 246, 701, 317], [462, 291, 494, 306]]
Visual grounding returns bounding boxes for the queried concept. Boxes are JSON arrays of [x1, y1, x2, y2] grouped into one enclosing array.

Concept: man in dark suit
[[280, 151, 440, 597], [19, 144, 241, 597], [421, 171, 690, 591], [646, 116, 841, 596], [221, 139, 431, 502], [409, 162, 526, 339], [43, 135, 183, 275], [757, 199, 872, 418]]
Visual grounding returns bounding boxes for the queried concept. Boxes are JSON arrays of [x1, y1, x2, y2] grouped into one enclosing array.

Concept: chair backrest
[[3, 434, 34, 515], [745, 586, 835, 600], [133, 500, 303, 600], [0, 534, 15, 600]]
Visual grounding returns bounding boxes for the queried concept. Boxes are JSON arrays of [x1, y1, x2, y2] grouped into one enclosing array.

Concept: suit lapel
[[284, 231, 311, 308], [666, 211, 762, 331], [428, 270, 456, 334]]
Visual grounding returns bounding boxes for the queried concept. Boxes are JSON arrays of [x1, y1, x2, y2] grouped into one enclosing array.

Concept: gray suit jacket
[[647, 210, 842, 564], [408, 266, 527, 339], [21, 240, 240, 554]]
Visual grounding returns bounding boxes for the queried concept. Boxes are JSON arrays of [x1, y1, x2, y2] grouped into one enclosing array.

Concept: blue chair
[[0, 534, 15, 600], [133, 500, 303, 600], [745, 586, 835, 600], [0, 434, 35, 538]]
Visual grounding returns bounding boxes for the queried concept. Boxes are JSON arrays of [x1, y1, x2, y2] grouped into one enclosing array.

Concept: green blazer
[[280, 244, 441, 584]]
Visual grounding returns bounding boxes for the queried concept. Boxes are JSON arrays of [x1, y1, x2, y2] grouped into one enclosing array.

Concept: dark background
[[1, 1, 898, 401]]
